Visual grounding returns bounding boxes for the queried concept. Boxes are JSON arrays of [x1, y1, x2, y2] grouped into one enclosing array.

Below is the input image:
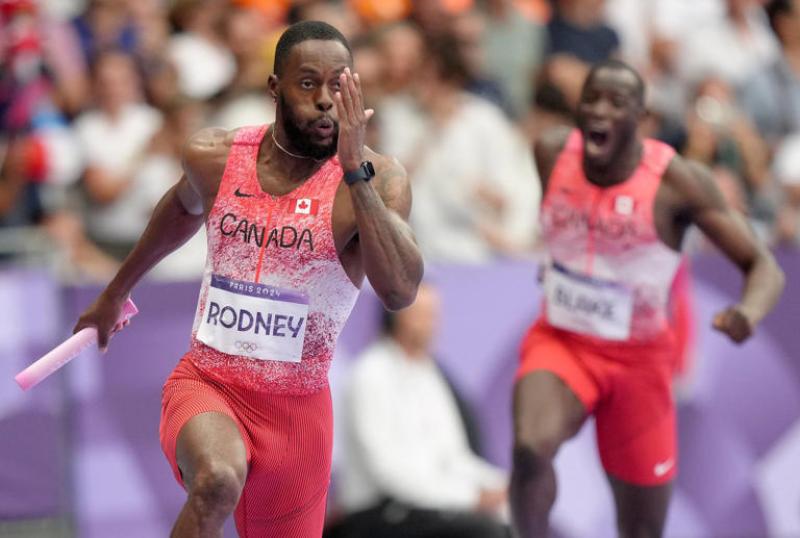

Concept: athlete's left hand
[[712, 305, 753, 344], [334, 67, 374, 173]]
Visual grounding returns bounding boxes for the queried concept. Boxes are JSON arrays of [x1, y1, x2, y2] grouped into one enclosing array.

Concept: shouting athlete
[[511, 60, 784, 538], [74, 21, 423, 538]]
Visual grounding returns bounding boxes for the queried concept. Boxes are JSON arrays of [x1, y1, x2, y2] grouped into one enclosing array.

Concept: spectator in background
[[167, 0, 235, 99], [481, 0, 546, 120], [680, 76, 774, 241], [679, 0, 778, 88], [72, 0, 137, 65], [74, 50, 162, 260], [351, 36, 384, 149], [376, 21, 426, 97], [290, 0, 362, 41], [451, 8, 513, 117], [772, 134, 800, 244], [740, 0, 800, 146], [139, 98, 209, 280], [330, 283, 509, 538], [547, 0, 620, 64], [380, 34, 539, 263], [211, 6, 275, 128]]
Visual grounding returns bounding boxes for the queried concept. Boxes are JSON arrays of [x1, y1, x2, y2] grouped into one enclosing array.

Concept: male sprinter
[[75, 21, 423, 537], [511, 60, 784, 538]]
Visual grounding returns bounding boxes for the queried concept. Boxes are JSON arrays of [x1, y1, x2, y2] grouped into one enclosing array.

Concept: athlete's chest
[[542, 183, 659, 245]]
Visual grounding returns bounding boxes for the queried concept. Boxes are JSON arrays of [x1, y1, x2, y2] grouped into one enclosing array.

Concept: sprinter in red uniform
[[74, 21, 423, 538], [511, 60, 784, 538]]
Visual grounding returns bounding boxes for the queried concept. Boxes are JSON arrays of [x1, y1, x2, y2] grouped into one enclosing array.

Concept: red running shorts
[[516, 321, 677, 486], [159, 353, 333, 537]]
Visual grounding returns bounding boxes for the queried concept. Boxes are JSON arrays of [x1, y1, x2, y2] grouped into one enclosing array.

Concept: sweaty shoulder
[[183, 128, 236, 183], [662, 154, 726, 215], [534, 125, 572, 190]]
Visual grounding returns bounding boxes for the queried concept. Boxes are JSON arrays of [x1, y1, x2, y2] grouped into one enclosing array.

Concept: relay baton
[[14, 298, 139, 391]]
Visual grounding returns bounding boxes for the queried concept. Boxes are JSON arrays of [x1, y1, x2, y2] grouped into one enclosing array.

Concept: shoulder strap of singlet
[[232, 125, 268, 146], [564, 128, 583, 152], [544, 129, 583, 197], [215, 125, 268, 198], [643, 138, 677, 179]]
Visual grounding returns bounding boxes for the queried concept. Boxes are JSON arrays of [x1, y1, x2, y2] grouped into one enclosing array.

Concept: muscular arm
[[347, 155, 423, 310], [335, 67, 423, 310], [669, 158, 785, 341]]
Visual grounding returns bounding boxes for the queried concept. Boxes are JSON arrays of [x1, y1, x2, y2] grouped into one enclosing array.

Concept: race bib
[[196, 274, 309, 362], [544, 263, 633, 341]]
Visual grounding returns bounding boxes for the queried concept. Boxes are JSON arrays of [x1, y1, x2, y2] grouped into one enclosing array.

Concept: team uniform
[[160, 126, 359, 536], [517, 130, 682, 486]]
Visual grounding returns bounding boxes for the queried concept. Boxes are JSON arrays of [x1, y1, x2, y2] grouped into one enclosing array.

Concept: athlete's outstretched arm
[[335, 68, 423, 310], [74, 175, 205, 348], [670, 158, 785, 343]]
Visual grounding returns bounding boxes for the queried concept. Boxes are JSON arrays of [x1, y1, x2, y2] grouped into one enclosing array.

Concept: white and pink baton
[[14, 298, 139, 391]]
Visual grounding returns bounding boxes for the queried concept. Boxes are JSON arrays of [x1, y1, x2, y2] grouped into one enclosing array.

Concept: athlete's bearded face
[[576, 67, 644, 169], [273, 39, 352, 160]]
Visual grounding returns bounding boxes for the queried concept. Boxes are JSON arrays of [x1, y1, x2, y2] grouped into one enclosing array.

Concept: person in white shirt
[[330, 283, 509, 538], [74, 50, 163, 260], [378, 33, 539, 263]]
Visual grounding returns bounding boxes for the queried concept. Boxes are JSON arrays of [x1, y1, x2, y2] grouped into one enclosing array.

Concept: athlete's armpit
[[175, 174, 204, 216]]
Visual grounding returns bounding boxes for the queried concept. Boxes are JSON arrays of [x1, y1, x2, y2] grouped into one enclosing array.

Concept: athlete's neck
[[261, 126, 325, 182], [583, 137, 644, 188]]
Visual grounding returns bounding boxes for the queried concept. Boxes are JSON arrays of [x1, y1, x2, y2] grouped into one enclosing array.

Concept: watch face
[[364, 161, 375, 176]]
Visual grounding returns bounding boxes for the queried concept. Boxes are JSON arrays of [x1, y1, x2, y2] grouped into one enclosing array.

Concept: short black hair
[[584, 59, 645, 105], [766, 0, 794, 36], [273, 20, 352, 76]]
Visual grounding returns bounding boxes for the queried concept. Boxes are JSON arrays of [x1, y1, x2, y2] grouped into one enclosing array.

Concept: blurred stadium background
[[0, 0, 798, 536]]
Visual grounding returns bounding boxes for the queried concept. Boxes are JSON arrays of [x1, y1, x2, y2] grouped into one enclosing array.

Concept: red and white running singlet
[[539, 129, 681, 344], [188, 125, 359, 394]]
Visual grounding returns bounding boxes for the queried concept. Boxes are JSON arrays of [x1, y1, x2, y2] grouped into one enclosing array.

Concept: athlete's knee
[[514, 415, 568, 466], [512, 436, 558, 482], [188, 459, 245, 517]]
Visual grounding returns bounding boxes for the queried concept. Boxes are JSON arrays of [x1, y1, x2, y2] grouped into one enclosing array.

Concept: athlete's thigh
[[175, 411, 249, 490], [513, 371, 587, 454], [608, 475, 672, 538]]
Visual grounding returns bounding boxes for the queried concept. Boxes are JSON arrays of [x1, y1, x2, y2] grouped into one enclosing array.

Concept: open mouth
[[585, 125, 612, 155], [312, 118, 335, 138], [588, 129, 609, 146]]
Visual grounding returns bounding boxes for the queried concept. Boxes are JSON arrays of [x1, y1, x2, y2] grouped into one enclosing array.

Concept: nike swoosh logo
[[234, 188, 254, 198]]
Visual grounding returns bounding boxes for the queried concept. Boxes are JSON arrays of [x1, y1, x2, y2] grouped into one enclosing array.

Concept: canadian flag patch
[[292, 198, 319, 216], [614, 195, 635, 215]]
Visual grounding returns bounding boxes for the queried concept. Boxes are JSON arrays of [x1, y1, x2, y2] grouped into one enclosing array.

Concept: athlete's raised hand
[[712, 305, 753, 344], [334, 67, 374, 172]]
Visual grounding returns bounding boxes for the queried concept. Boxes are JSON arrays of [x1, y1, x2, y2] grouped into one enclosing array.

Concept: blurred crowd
[[1, 0, 799, 283]]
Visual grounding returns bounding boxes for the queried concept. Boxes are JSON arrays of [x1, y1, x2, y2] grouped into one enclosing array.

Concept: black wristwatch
[[343, 161, 375, 185]]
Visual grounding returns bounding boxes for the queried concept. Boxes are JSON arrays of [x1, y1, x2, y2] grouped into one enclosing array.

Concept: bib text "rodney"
[[205, 302, 305, 338]]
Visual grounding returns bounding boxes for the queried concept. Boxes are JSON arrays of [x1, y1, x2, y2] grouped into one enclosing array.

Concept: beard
[[279, 95, 339, 160]]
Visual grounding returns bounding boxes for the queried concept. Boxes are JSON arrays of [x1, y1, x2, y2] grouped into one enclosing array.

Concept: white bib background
[[197, 275, 309, 362], [545, 264, 634, 341]]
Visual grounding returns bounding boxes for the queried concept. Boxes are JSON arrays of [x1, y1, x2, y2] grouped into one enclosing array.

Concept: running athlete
[[74, 21, 423, 538], [511, 60, 785, 538]]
